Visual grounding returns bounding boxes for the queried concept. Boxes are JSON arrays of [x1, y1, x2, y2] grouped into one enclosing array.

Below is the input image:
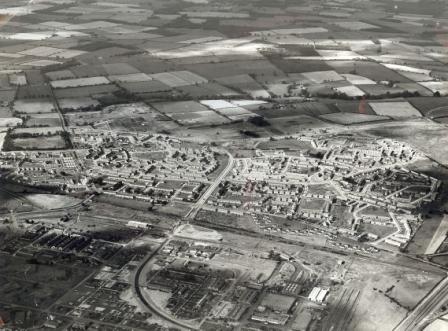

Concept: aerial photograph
[[1, 0, 448, 330]]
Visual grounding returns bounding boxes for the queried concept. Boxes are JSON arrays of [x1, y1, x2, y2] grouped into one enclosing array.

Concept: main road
[[185, 151, 234, 220], [394, 275, 448, 331], [132, 238, 197, 331]]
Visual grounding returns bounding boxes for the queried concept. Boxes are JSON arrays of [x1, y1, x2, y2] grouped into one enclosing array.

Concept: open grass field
[[6, 135, 68, 151], [13, 99, 55, 114]]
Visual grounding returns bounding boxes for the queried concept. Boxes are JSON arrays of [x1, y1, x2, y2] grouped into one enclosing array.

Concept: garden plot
[[334, 21, 379, 30], [51, 76, 110, 88], [419, 81, 448, 95], [153, 101, 210, 114], [13, 99, 55, 114], [302, 70, 344, 84], [370, 101, 422, 118]]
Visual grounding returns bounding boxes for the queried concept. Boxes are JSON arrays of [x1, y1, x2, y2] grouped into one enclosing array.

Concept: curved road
[[132, 240, 197, 331]]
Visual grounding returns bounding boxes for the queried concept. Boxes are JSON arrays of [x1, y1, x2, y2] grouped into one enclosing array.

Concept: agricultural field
[[5, 134, 68, 151], [50, 76, 110, 89], [13, 99, 55, 114], [369, 101, 422, 118], [320, 113, 389, 125]]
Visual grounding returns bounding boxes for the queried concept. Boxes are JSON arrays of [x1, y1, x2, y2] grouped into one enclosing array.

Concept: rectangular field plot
[[216, 107, 253, 117], [58, 97, 100, 111], [153, 101, 210, 114], [45, 70, 76, 81], [419, 81, 448, 95], [50, 76, 110, 88], [170, 110, 230, 126], [102, 63, 140, 76], [334, 85, 366, 97], [13, 99, 55, 114], [151, 71, 208, 87], [302, 70, 344, 84], [334, 21, 379, 30], [6, 135, 68, 150], [370, 101, 422, 118], [200, 100, 235, 109], [320, 113, 389, 125], [13, 126, 63, 135], [118, 80, 170, 94], [341, 74, 376, 85], [54, 85, 119, 98], [108, 73, 152, 83]]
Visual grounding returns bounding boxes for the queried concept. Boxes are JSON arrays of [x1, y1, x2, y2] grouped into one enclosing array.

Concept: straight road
[[394, 275, 448, 331], [185, 151, 234, 220]]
